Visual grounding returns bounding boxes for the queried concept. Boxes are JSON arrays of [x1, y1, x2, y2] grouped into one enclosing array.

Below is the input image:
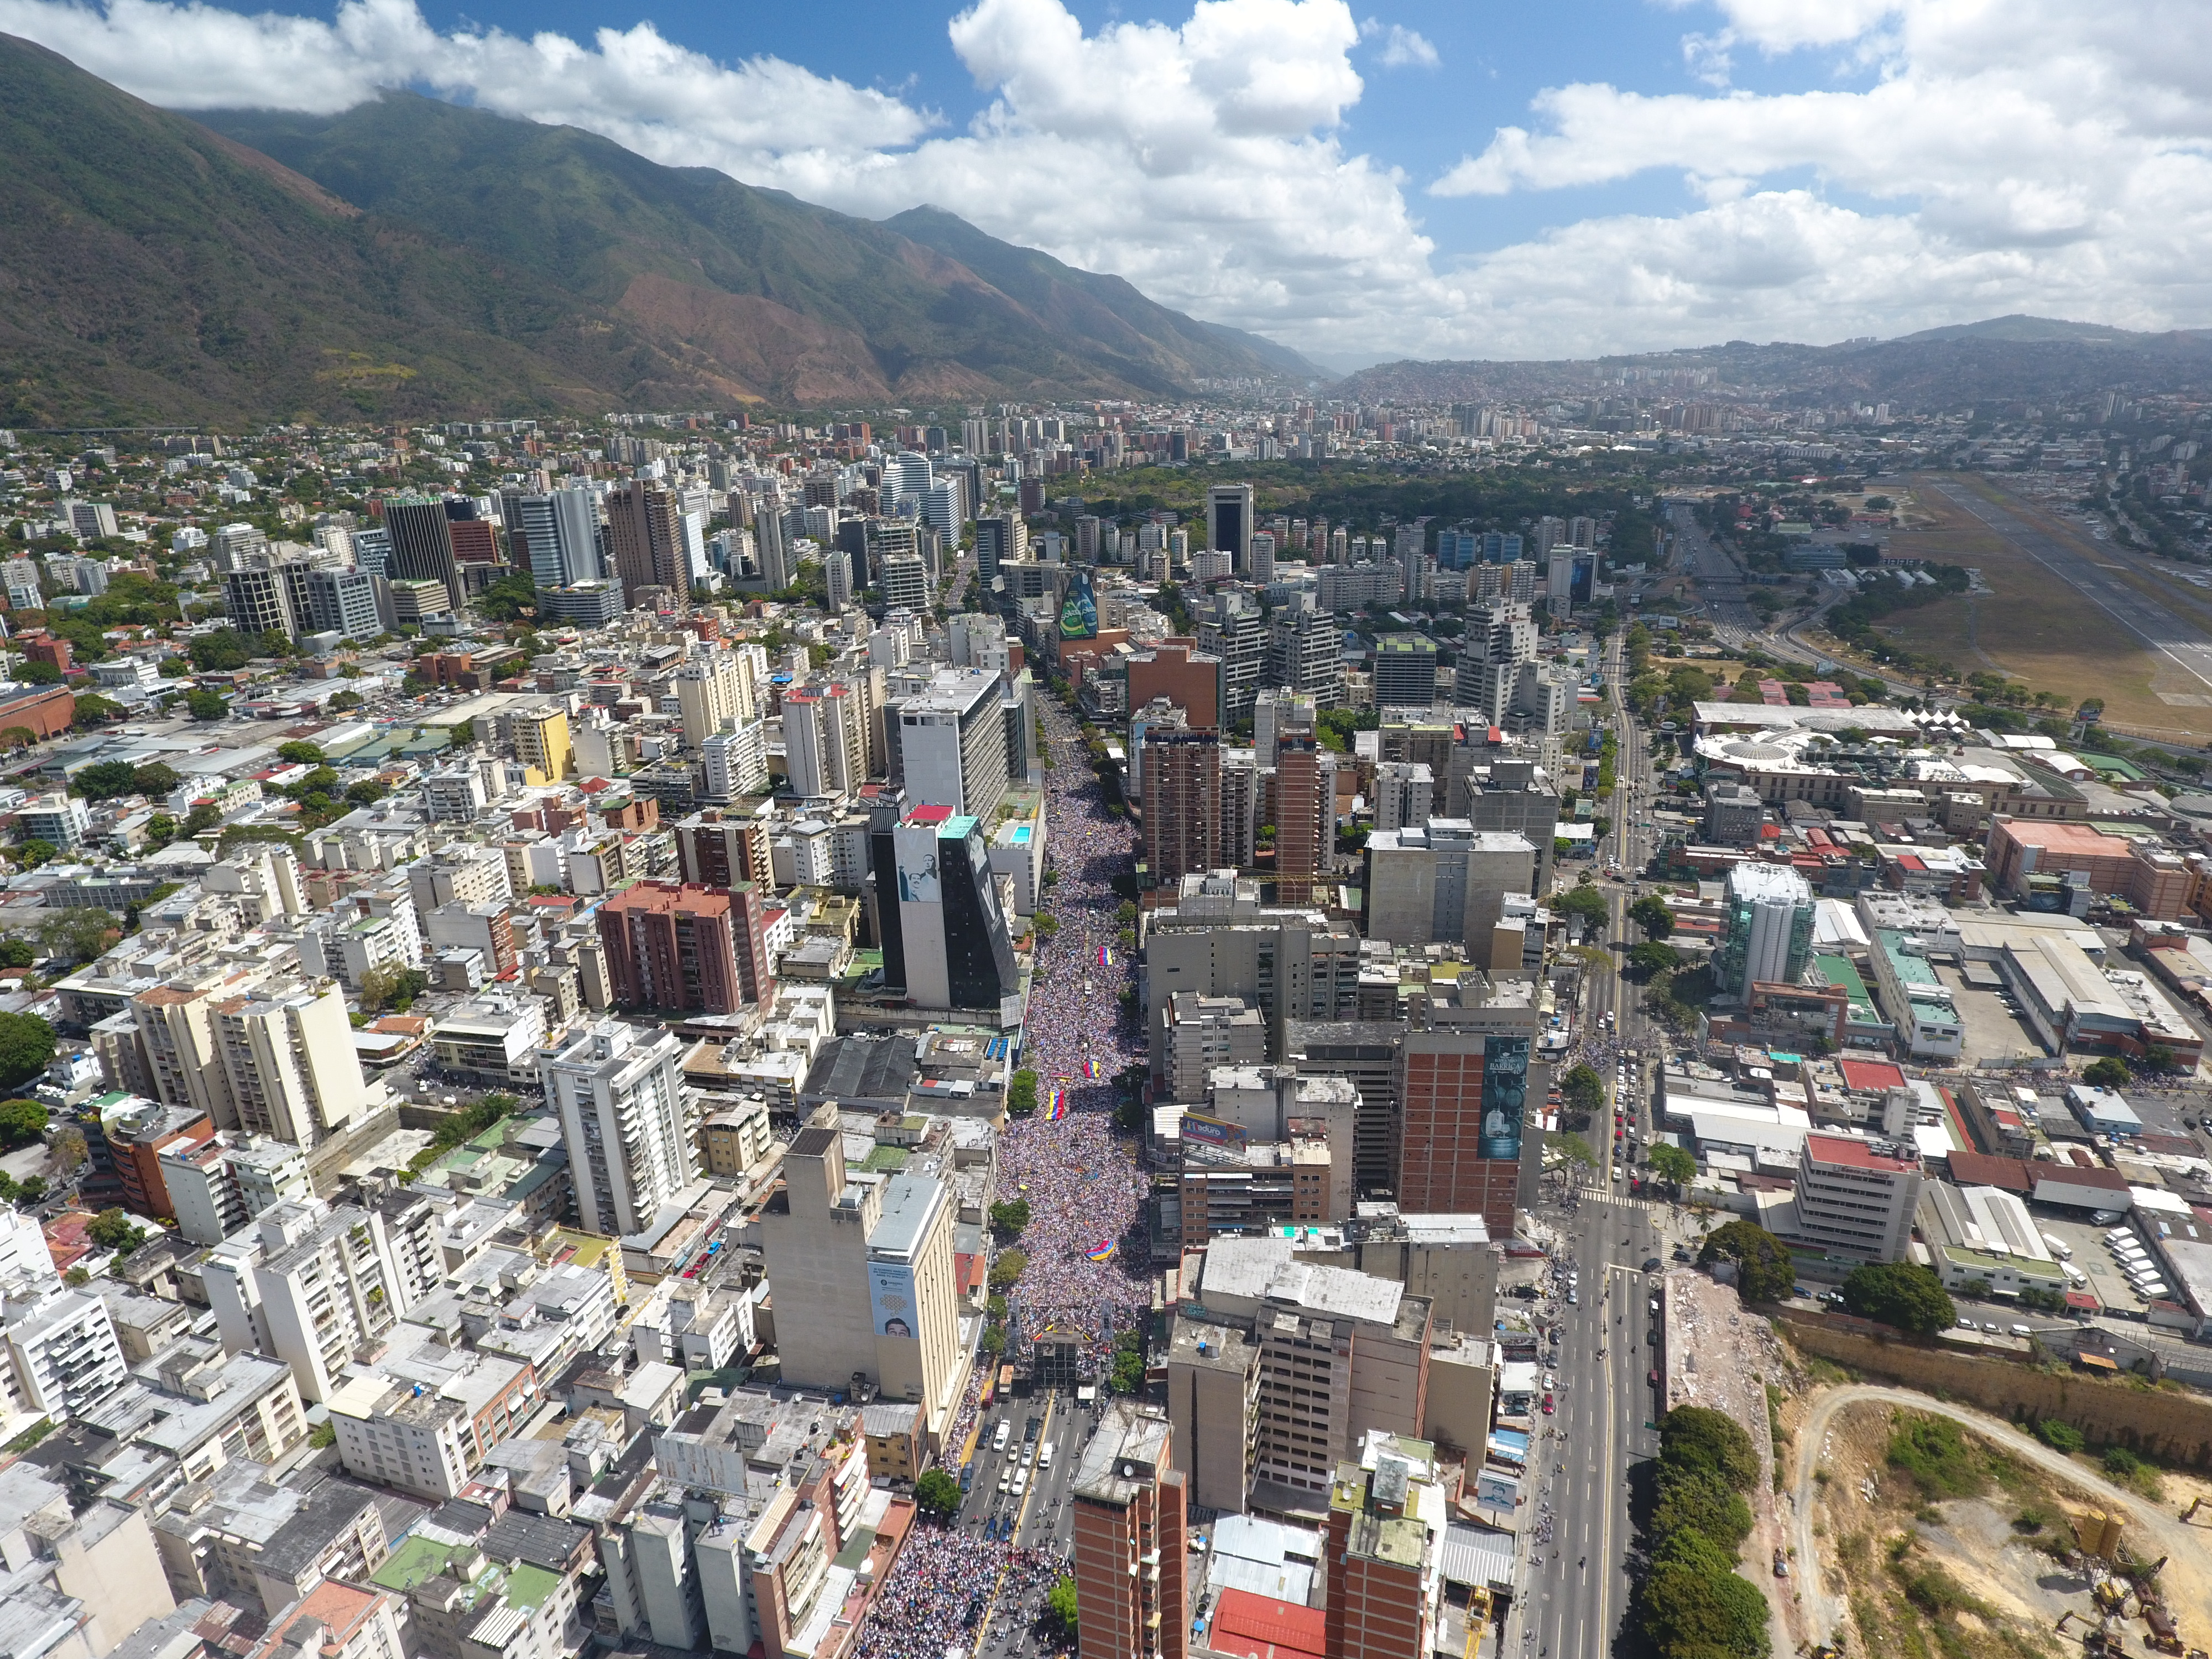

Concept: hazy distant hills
[[1333, 316, 2212, 409], [0, 33, 1315, 427]]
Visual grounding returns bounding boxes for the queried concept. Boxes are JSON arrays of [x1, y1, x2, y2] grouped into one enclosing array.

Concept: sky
[[10, 0, 2212, 368]]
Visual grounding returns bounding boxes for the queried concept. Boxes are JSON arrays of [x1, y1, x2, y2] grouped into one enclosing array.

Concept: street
[[958, 1391, 1089, 1658]]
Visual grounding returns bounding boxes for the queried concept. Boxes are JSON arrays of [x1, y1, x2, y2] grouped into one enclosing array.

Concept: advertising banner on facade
[[1479, 1034, 1532, 1160]]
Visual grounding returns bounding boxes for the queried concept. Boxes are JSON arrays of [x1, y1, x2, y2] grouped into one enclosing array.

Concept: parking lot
[[2032, 1209, 2153, 1313], [1934, 963, 2051, 1065]]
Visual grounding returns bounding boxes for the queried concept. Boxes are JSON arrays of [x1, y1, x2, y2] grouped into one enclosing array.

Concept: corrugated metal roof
[[1440, 1523, 1515, 1590]]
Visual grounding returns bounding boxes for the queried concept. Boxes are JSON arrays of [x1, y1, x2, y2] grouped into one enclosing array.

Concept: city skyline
[[3, 0, 2206, 365]]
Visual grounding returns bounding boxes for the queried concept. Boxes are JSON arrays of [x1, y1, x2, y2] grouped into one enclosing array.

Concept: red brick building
[[596, 880, 770, 1014], [1072, 1404, 1186, 1659]]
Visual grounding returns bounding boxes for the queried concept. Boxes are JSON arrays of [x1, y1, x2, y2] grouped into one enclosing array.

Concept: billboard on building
[[1180, 1112, 1249, 1151], [869, 1260, 919, 1339], [1060, 570, 1097, 640], [1478, 1034, 1532, 1160]]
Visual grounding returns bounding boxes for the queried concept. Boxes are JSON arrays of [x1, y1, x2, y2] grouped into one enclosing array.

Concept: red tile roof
[[1211, 1591, 1328, 1659], [1838, 1060, 1906, 1093]]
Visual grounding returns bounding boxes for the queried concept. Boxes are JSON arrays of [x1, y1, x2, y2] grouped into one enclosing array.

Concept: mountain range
[[1332, 316, 2212, 410], [0, 33, 1316, 428]]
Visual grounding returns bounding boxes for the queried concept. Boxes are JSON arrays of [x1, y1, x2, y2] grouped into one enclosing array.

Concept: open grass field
[[1805, 474, 2212, 742]]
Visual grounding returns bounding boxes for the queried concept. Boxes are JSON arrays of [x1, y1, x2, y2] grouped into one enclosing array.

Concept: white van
[[993, 1421, 1011, 1452], [1039, 1442, 1054, 1470]]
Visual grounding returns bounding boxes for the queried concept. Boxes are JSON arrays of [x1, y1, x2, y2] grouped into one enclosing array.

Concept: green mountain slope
[[0, 34, 1308, 424]]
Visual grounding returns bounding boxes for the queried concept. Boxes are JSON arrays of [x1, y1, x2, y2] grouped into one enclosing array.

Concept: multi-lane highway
[[960, 1392, 1090, 1659]]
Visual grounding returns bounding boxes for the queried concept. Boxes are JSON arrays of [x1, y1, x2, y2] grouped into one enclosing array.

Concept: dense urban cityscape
[[8, 352, 2212, 1659]]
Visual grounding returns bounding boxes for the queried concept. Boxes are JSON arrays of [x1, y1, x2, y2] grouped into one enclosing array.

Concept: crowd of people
[[997, 697, 1150, 1370], [859, 694, 1140, 1657]]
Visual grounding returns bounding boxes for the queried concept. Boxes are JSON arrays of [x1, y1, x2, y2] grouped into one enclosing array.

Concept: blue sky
[[6, 0, 2208, 362]]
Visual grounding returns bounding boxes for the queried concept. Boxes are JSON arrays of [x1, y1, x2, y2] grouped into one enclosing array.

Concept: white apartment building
[[1, 1285, 128, 1421], [542, 1021, 695, 1238], [211, 982, 368, 1151], [1795, 1133, 1925, 1262], [202, 1200, 418, 1402], [326, 1375, 473, 1500], [159, 1133, 312, 1246]]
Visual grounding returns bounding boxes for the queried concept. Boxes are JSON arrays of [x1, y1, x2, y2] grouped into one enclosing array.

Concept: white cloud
[[8, 0, 2212, 361], [1360, 18, 1438, 69]]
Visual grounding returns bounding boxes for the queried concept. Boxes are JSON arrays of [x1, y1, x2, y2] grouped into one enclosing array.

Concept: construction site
[[1781, 1380, 2212, 1659]]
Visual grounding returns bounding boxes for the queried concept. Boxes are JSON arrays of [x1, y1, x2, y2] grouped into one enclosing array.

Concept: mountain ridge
[[0, 34, 1312, 425]]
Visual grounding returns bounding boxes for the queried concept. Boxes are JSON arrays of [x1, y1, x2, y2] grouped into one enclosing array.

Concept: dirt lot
[[1784, 1381, 2212, 1659]]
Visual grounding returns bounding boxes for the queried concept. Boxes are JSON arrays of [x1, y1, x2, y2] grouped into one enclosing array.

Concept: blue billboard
[[1478, 1034, 1532, 1160]]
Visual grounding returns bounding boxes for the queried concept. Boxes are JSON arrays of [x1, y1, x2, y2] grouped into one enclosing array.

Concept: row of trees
[[1635, 1406, 1770, 1659]]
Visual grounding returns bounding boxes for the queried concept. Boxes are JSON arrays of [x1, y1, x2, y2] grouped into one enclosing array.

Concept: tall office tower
[[211, 982, 368, 1154], [1287, 1021, 1405, 1194], [948, 612, 1011, 672], [515, 487, 602, 589], [1434, 528, 1477, 571], [1254, 688, 1314, 769], [888, 451, 933, 509], [301, 568, 383, 640], [759, 1119, 963, 1432], [753, 499, 790, 589], [1324, 1437, 1449, 1659], [675, 810, 774, 890], [1141, 725, 1222, 888], [1072, 1404, 1187, 1659], [888, 667, 1010, 819], [223, 565, 298, 640], [922, 478, 966, 539], [783, 682, 866, 801], [1267, 608, 1344, 707], [1543, 548, 1574, 618], [606, 482, 688, 606], [1371, 635, 1439, 708], [1480, 530, 1525, 565], [1395, 973, 1544, 1235], [1532, 515, 1567, 555], [380, 495, 466, 613], [674, 649, 747, 749], [825, 548, 854, 611], [972, 514, 1025, 583], [541, 1020, 694, 1238], [1208, 482, 1254, 575], [211, 521, 270, 568], [1274, 735, 1331, 906], [1198, 589, 1265, 726], [878, 805, 1020, 1011], [596, 880, 770, 1014], [1715, 864, 1816, 1004], [1142, 874, 1362, 1074], [1329, 525, 1349, 565], [1074, 515, 1104, 563], [1452, 602, 1538, 719], [1248, 530, 1276, 583]]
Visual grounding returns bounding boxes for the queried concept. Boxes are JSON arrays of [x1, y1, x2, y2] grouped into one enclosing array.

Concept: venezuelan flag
[[1085, 1239, 1117, 1262], [1098, 945, 1110, 966]]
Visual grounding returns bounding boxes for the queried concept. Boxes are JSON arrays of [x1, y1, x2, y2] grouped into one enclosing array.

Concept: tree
[[86, 1207, 147, 1254], [328, 689, 364, 711], [989, 1249, 1027, 1289], [346, 780, 389, 806], [914, 1469, 963, 1518], [13, 839, 55, 872], [475, 574, 539, 622], [185, 689, 227, 721], [186, 629, 257, 671], [1007, 1070, 1039, 1115], [0, 1098, 46, 1146], [1044, 1577, 1079, 1639], [278, 740, 325, 765], [15, 660, 60, 685], [1109, 1347, 1145, 1394], [1626, 941, 1682, 979], [182, 804, 221, 836], [1840, 1260, 1954, 1335], [0, 1014, 56, 1090], [1697, 1219, 1796, 1303], [1650, 1466, 1754, 1553], [132, 762, 179, 797], [1658, 1405, 1760, 1491], [39, 908, 117, 967], [0, 940, 33, 969], [1637, 1528, 1771, 1659], [359, 964, 431, 1014], [989, 1198, 1032, 1238], [1554, 884, 1609, 925], [71, 692, 125, 726], [74, 760, 143, 800], [1558, 1063, 1605, 1121], [1629, 894, 1676, 940], [1648, 1142, 1696, 1188], [2083, 1057, 2132, 1088]]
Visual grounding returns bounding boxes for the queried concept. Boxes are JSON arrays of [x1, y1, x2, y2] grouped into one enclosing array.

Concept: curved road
[[1790, 1384, 2204, 1648]]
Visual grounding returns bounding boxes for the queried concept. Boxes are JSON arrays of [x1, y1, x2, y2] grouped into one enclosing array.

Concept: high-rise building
[[1796, 1133, 1925, 1261], [509, 703, 573, 786], [1452, 602, 1539, 721], [972, 514, 1025, 583], [607, 482, 689, 606], [380, 496, 466, 613], [880, 553, 929, 611], [1208, 483, 1254, 576], [674, 810, 774, 890], [886, 668, 1009, 820], [1071, 1403, 1187, 1659], [759, 1119, 964, 1436], [1715, 864, 1817, 1003], [1371, 762, 1432, 834], [1274, 735, 1332, 906], [223, 565, 296, 639], [825, 547, 853, 611], [1142, 874, 1362, 1077], [300, 568, 383, 640], [1141, 725, 1222, 889], [1198, 590, 1265, 726], [210, 982, 369, 1154], [783, 682, 867, 801], [541, 1020, 695, 1238], [515, 487, 602, 589], [675, 649, 749, 749], [1267, 608, 1344, 707], [1372, 635, 1438, 708], [202, 1198, 422, 1401], [876, 805, 1020, 1013], [1395, 974, 1544, 1235], [1361, 826, 1535, 952], [596, 880, 771, 1015]]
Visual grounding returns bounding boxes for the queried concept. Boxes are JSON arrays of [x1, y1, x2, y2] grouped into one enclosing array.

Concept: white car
[[993, 1422, 1011, 1452], [1011, 1469, 1029, 1497]]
